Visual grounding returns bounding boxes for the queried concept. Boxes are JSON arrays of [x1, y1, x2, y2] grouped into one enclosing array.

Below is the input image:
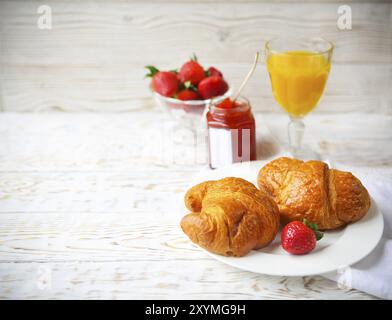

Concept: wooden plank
[[0, 171, 190, 213], [1, 63, 391, 113], [1, 1, 391, 64], [0, 211, 190, 262], [0, 112, 209, 171], [0, 113, 391, 172], [0, 210, 379, 299], [0, 260, 376, 299]]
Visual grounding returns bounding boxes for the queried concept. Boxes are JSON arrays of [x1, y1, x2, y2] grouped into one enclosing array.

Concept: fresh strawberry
[[178, 56, 206, 85], [177, 89, 201, 101], [281, 219, 323, 255], [207, 66, 223, 78], [217, 98, 233, 109], [146, 66, 179, 97], [198, 76, 229, 99]]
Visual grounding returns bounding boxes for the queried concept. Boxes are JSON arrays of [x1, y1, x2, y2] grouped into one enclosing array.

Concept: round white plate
[[184, 160, 384, 277]]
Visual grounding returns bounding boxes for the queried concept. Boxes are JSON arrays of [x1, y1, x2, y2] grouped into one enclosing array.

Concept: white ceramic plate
[[184, 160, 384, 277]]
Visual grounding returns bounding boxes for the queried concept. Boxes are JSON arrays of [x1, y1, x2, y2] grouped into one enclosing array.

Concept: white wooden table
[[0, 111, 391, 299]]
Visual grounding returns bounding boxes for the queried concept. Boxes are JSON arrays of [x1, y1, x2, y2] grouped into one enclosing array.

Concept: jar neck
[[207, 101, 254, 130], [209, 100, 252, 120]]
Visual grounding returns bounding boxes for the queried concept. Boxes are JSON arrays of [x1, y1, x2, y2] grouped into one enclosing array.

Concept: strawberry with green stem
[[145, 65, 179, 97], [281, 219, 324, 255], [178, 54, 206, 86]]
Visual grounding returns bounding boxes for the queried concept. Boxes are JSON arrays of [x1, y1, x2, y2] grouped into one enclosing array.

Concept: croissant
[[180, 177, 280, 257], [257, 157, 371, 230]]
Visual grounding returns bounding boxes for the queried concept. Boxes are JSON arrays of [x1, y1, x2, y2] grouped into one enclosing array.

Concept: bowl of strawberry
[[146, 55, 231, 126]]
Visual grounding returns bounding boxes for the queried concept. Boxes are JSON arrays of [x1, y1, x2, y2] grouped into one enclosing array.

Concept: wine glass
[[265, 37, 334, 159]]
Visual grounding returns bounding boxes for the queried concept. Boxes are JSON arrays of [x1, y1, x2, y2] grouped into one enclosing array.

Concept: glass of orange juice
[[265, 37, 334, 159]]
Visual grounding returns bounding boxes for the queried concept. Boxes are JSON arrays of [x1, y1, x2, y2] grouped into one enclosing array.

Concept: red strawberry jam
[[207, 97, 256, 169]]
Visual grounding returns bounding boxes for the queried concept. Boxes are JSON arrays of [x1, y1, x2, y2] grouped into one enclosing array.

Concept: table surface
[[0, 111, 391, 299]]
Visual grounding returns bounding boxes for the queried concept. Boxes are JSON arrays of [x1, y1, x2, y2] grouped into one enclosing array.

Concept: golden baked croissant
[[257, 157, 371, 230], [180, 177, 280, 257]]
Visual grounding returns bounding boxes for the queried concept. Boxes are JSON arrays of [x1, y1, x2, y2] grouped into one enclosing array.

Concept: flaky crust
[[180, 177, 280, 257], [257, 157, 371, 230]]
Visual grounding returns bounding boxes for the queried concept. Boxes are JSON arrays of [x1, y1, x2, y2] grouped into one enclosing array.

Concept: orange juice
[[266, 50, 331, 117]]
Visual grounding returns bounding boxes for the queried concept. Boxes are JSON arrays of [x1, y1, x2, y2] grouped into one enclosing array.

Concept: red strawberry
[[217, 98, 233, 109], [146, 66, 179, 97], [207, 66, 223, 78], [179, 60, 205, 85], [177, 89, 201, 101], [198, 76, 229, 99], [281, 220, 323, 255]]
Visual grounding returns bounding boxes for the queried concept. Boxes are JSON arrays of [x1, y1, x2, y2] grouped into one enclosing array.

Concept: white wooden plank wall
[[0, 0, 391, 113]]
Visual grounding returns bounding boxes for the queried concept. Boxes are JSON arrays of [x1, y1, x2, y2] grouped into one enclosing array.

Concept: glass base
[[288, 146, 321, 161]]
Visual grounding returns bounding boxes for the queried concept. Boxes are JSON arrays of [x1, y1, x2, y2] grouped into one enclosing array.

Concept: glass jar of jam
[[206, 97, 256, 169]]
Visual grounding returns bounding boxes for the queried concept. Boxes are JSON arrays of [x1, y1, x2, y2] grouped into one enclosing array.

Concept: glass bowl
[[151, 86, 232, 129]]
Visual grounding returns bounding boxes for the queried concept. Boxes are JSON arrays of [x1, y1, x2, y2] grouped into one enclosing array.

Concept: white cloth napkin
[[323, 165, 392, 300]]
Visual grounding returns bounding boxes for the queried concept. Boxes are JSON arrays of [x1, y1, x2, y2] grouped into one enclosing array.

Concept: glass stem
[[288, 116, 305, 156]]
